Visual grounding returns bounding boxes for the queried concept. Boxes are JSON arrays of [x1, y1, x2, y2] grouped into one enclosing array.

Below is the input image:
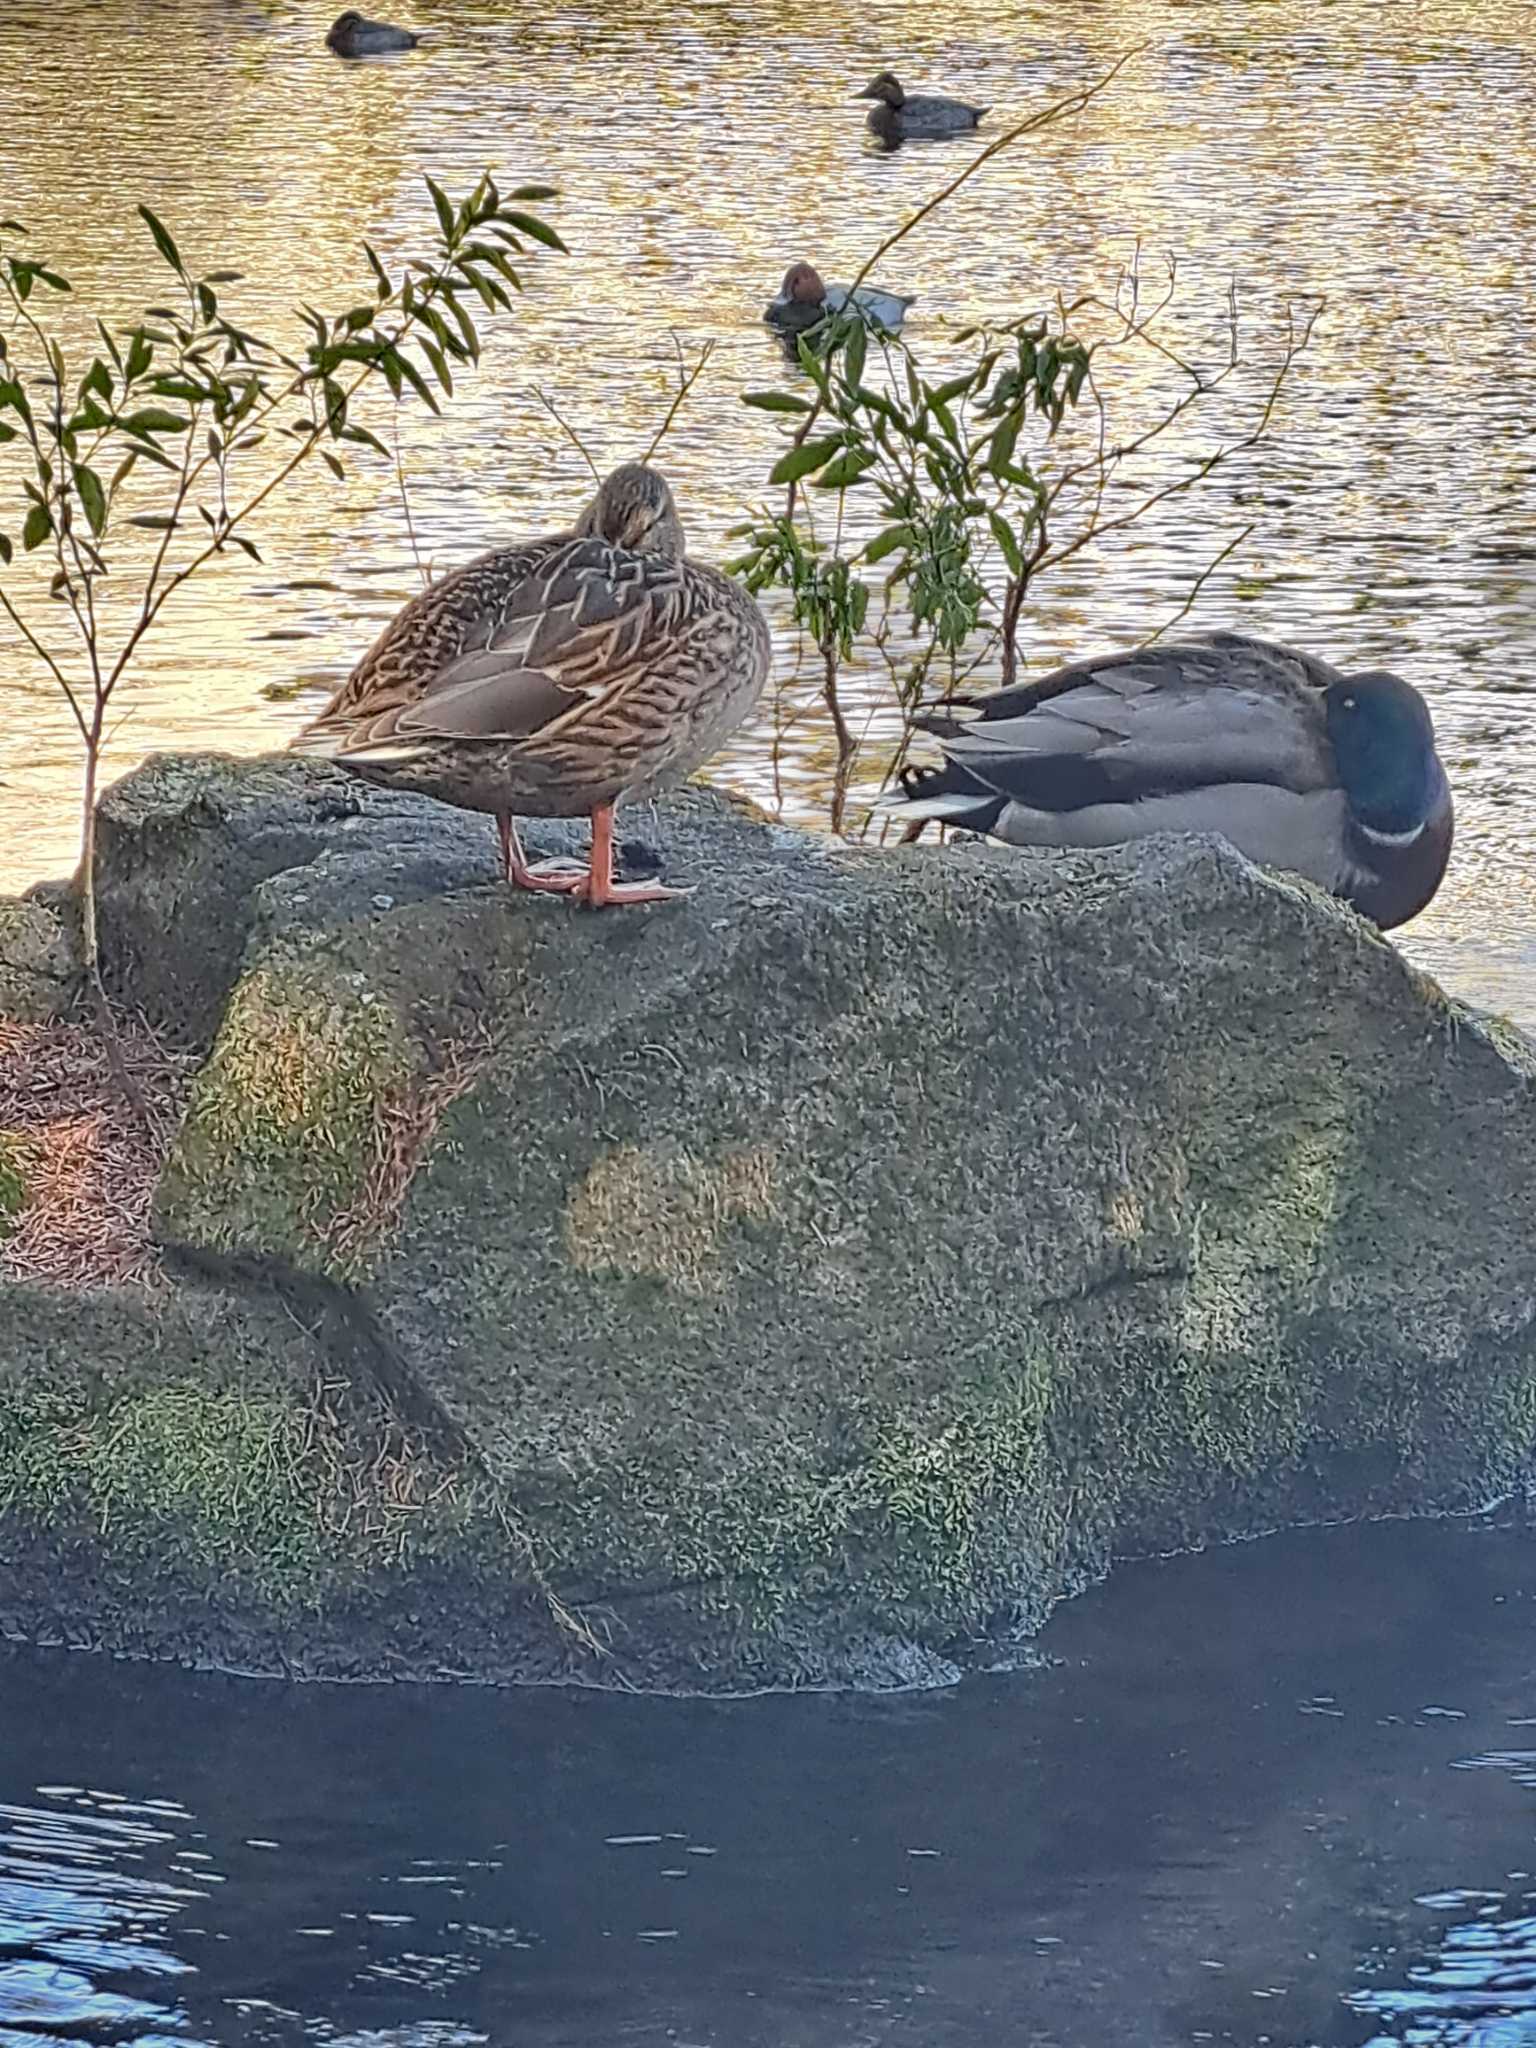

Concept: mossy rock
[[0, 897, 77, 1023], [0, 1133, 30, 1239], [96, 753, 1536, 1687]]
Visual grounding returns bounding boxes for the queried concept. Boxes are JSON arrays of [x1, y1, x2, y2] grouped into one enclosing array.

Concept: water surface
[[2, 1519, 1536, 2045], [3, 1, 1536, 1020]]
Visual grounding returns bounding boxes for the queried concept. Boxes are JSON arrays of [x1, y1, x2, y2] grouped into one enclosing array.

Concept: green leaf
[[391, 348, 440, 413], [137, 205, 184, 275], [987, 413, 1021, 476], [119, 406, 190, 437], [0, 421, 14, 443], [340, 423, 390, 457], [233, 534, 262, 563], [322, 449, 345, 480], [812, 450, 876, 490], [127, 513, 178, 530], [36, 268, 70, 293], [509, 184, 558, 202], [419, 335, 453, 395], [769, 435, 844, 485], [0, 533, 11, 565], [125, 332, 153, 382], [864, 523, 913, 565], [987, 511, 1024, 577], [204, 269, 243, 284], [21, 503, 52, 551], [426, 176, 456, 242], [741, 390, 813, 414], [148, 376, 206, 403], [501, 210, 566, 252], [80, 359, 113, 404], [72, 464, 107, 536], [364, 242, 394, 302], [842, 321, 867, 392]]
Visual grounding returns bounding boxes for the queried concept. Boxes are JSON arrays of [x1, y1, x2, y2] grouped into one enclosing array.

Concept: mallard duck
[[326, 10, 418, 56], [854, 72, 988, 143], [292, 464, 771, 907], [764, 263, 914, 336], [887, 632, 1453, 929]]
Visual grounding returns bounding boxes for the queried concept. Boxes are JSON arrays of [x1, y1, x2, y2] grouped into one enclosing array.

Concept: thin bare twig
[[642, 333, 716, 464], [530, 386, 602, 483], [392, 404, 430, 592]]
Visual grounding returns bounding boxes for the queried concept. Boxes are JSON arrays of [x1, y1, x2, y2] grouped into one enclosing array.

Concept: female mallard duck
[[888, 632, 1453, 929], [293, 464, 771, 907], [764, 263, 914, 335], [855, 72, 988, 143], [327, 10, 419, 55]]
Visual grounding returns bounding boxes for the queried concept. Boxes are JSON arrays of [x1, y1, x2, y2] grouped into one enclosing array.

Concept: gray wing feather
[[941, 637, 1338, 804]]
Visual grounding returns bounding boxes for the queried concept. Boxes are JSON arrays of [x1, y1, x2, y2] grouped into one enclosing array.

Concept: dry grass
[[0, 1014, 195, 1288]]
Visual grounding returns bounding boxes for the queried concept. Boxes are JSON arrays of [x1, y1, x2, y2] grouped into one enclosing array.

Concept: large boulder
[[5, 747, 1536, 1689]]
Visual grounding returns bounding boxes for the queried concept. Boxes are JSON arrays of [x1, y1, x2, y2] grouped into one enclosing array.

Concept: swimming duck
[[292, 464, 771, 907], [855, 72, 988, 143], [887, 632, 1453, 929], [326, 10, 419, 56], [764, 263, 914, 336]]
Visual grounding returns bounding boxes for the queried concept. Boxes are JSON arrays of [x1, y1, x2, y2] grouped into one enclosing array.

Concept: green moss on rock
[[157, 959, 414, 1271], [0, 1132, 30, 1239]]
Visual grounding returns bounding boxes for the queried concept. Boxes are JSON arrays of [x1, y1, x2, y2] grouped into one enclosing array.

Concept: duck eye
[[1341, 695, 1357, 711]]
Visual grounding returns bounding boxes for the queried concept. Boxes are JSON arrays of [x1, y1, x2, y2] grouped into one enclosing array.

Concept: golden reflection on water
[[3, 0, 1536, 1017]]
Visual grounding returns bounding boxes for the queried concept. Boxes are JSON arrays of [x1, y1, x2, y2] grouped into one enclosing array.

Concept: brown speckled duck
[[293, 464, 771, 907]]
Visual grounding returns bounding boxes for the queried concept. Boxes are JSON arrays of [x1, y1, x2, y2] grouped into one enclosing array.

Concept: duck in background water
[[886, 632, 1454, 929], [327, 11, 419, 56], [764, 263, 915, 336], [855, 72, 989, 144], [292, 465, 771, 908]]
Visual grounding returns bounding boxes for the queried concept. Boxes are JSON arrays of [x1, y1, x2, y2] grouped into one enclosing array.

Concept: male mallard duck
[[888, 632, 1453, 929], [764, 262, 914, 336], [855, 72, 988, 143], [326, 10, 419, 55], [293, 464, 770, 907]]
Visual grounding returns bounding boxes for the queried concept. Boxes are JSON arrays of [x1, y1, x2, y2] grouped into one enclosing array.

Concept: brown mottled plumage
[[293, 464, 770, 906]]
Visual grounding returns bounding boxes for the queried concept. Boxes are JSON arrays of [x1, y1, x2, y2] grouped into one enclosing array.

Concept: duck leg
[[574, 803, 691, 908], [497, 811, 588, 895]]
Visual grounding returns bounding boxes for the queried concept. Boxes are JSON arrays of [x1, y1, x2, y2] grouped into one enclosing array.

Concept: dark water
[[3, 1519, 1535, 2046], [5, 3, 1536, 1022]]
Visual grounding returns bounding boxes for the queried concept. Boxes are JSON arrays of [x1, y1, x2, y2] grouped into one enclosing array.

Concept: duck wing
[[298, 537, 692, 756], [913, 634, 1341, 814], [901, 93, 986, 127]]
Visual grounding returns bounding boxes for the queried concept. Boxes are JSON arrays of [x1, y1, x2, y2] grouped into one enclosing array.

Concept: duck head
[[855, 71, 905, 107], [329, 10, 366, 40], [1325, 670, 1444, 839], [778, 262, 828, 308], [576, 463, 685, 558]]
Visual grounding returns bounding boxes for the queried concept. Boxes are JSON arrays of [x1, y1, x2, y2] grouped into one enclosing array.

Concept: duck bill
[[852, 85, 879, 99]]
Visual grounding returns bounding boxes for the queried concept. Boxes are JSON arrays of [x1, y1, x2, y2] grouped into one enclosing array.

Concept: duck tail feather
[[289, 725, 345, 759], [877, 759, 1005, 831]]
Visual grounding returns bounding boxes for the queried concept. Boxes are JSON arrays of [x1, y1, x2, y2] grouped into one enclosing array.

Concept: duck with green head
[[855, 71, 988, 144], [887, 632, 1453, 929]]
